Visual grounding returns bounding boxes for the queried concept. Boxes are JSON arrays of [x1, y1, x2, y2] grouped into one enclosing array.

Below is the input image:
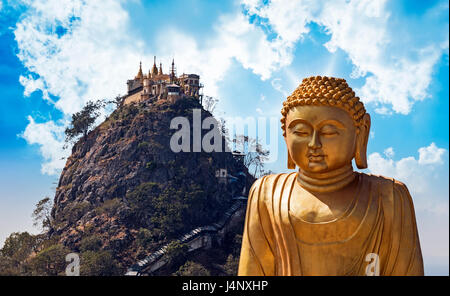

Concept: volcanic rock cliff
[[49, 97, 253, 274]]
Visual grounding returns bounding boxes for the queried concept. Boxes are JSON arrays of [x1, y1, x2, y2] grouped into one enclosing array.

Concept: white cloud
[[242, 0, 313, 45], [14, 0, 145, 115], [20, 116, 67, 175], [271, 77, 288, 96], [216, 12, 293, 80], [154, 10, 295, 98], [383, 147, 394, 158], [243, 0, 448, 114], [357, 45, 442, 114], [19, 74, 50, 101], [419, 142, 446, 165], [368, 142, 448, 213], [374, 106, 392, 115]]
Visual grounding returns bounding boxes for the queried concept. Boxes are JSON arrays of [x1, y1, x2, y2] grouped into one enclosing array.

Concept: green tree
[[32, 197, 53, 231], [80, 250, 121, 276], [150, 186, 188, 236], [223, 254, 239, 275], [0, 232, 37, 269], [165, 241, 189, 267], [174, 261, 210, 276], [79, 235, 103, 252], [136, 228, 154, 249], [127, 180, 208, 237], [65, 100, 104, 144], [108, 95, 124, 109], [0, 255, 19, 275], [62, 201, 92, 223], [233, 135, 270, 178], [29, 244, 70, 276], [126, 182, 160, 227], [202, 95, 218, 113]]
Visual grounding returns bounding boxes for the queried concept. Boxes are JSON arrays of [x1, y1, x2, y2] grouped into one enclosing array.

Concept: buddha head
[[281, 76, 371, 174]]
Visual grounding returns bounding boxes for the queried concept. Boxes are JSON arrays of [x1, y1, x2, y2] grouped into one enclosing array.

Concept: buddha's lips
[[308, 154, 325, 162]]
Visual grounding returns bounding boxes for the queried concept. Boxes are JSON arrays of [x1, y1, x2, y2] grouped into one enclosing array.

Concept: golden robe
[[238, 172, 424, 276]]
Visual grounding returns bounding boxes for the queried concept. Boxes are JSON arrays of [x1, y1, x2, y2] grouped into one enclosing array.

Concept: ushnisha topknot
[[280, 76, 367, 137]]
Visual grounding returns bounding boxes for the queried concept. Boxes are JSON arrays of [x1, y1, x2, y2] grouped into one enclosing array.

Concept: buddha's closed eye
[[320, 125, 339, 136], [294, 130, 310, 136]]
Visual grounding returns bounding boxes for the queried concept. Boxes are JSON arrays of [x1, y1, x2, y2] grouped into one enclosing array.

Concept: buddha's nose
[[308, 130, 322, 149]]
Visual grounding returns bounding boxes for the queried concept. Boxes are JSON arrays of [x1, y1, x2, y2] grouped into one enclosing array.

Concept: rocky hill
[[41, 96, 253, 275]]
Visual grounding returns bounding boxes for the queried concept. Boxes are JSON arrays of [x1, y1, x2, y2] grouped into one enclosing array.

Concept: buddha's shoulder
[[250, 172, 297, 189], [360, 173, 418, 222], [248, 173, 297, 202], [359, 172, 413, 202], [248, 173, 296, 205], [360, 172, 409, 189]]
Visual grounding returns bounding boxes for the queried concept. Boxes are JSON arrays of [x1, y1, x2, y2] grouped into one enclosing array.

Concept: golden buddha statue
[[238, 76, 424, 276]]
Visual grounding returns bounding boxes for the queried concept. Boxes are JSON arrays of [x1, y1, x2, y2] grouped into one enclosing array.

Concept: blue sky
[[0, 0, 448, 275]]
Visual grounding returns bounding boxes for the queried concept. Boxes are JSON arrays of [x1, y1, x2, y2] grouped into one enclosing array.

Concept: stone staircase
[[125, 196, 247, 275]]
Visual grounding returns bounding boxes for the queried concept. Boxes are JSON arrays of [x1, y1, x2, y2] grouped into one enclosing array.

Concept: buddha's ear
[[355, 113, 371, 169]]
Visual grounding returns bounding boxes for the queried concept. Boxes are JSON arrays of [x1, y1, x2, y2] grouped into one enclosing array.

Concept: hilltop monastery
[[123, 57, 202, 105]]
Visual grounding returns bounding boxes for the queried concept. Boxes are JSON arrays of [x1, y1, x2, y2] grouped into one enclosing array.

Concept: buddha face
[[285, 105, 359, 173]]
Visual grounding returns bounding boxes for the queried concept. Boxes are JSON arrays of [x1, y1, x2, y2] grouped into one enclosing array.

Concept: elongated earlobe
[[355, 113, 371, 169], [287, 150, 296, 169]]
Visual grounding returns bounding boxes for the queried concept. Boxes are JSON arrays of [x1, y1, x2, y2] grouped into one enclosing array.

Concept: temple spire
[[159, 62, 163, 75], [170, 58, 176, 83], [151, 56, 158, 76], [135, 61, 143, 80]]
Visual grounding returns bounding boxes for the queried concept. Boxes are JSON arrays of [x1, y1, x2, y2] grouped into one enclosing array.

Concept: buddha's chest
[[282, 180, 378, 245], [288, 186, 356, 223]]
